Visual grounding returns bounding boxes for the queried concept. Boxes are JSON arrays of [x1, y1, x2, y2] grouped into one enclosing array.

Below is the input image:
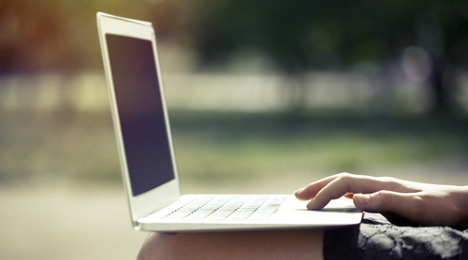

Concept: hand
[[294, 173, 468, 226]]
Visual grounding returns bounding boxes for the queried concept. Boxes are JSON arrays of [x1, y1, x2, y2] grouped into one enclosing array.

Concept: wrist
[[454, 186, 468, 224]]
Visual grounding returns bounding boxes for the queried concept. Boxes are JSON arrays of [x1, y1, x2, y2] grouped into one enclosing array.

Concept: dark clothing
[[324, 213, 468, 260]]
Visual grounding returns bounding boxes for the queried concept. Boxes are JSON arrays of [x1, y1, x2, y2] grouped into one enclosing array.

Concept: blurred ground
[[0, 183, 147, 260]]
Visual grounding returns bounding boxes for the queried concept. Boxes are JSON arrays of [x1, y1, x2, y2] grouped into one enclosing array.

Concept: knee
[[136, 232, 166, 260], [136, 232, 198, 260]]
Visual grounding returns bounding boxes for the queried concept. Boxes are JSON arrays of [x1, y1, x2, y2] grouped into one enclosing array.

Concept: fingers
[[356, 188, 467, 226], [298, 173, 399, 209], [295, 173, 371, 200], [295, 174, 343, 200], [353, 191, 418, 218]]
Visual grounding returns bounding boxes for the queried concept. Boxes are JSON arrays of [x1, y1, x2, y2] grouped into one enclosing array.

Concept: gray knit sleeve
[[324, 213, 468, 260]]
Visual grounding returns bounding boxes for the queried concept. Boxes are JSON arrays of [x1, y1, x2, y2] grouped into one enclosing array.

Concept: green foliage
[[170, 112, 468, 179], [194, 0, 468, 71]]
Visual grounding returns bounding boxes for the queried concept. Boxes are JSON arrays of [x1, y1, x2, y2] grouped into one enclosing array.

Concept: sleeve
[[323, 213, 468, 260]]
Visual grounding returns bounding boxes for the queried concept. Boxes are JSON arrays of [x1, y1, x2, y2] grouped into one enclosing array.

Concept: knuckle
[[376, 190, 392, 205], [337, 172, 353, 182], [377, 177, 398, 188], [374, 176, 400, 190], [379, 176, 397, 184], [336, 173, 353, 194], [339, 172, 352, 177]]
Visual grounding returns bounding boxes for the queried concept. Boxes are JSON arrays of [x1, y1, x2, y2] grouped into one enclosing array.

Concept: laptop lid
[[97, 12, 181, 228], [97, 12, 363, 232]]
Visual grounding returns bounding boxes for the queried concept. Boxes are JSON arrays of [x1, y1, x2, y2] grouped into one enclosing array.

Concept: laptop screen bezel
[[97, 13, 181, 225]]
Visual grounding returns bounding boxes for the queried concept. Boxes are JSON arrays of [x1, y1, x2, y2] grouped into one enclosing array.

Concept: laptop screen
[[106, 34, 175, 196]]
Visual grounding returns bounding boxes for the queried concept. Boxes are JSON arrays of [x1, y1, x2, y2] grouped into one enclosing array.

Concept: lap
[[137, 213, 468, 260], [137, 229, 325, 260]]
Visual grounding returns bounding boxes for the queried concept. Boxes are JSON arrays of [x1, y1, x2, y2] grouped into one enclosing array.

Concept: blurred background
[[1, 0, 468, 259]]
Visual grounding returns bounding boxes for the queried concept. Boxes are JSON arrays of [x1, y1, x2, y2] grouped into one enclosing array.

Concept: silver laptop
[[97, 12, 362, 232]]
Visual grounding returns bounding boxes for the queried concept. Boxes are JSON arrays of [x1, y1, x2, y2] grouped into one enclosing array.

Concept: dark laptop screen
[[106, 34, 175, 196]]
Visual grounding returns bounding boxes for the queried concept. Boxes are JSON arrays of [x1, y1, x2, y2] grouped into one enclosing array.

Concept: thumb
[[353, 190, 409, 213]]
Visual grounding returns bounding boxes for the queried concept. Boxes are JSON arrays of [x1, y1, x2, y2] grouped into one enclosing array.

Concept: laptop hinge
[[133, 205, 169, 231], [132, 221, 141, 231]]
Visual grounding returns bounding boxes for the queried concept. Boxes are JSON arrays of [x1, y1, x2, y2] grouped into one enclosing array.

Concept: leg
[[137, 229, 324, 260]]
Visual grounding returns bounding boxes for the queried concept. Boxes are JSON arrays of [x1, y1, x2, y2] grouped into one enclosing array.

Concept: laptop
[[96, 12, 362, 232]]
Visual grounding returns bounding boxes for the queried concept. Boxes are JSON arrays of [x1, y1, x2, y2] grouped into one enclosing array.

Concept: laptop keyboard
[[160, 195, 287, 221]]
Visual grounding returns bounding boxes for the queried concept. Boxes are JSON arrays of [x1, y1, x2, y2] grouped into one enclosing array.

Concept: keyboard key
[[162, 195, 286, 222]]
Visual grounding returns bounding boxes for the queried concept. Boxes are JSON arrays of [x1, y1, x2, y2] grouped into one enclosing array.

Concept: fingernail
[[294, 188, 304, 194], [355, 194, 371, 205]]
